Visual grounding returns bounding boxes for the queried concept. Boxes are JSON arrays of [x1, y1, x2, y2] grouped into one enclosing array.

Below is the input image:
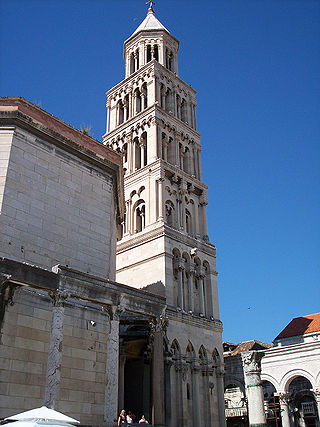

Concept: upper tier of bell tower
[[124, 6, 179, 78]]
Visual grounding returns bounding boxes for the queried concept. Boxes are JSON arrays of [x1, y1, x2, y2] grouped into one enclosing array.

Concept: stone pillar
[[277, 393, 291, 427], [174, 362, 184, 426], [118, 344, 126, 412], [104, 306, 121, 424], [191, 364, 201, 427], [312, 388, 320, 426], [242, 351, 267, 427], [164, 357, 172, 427], [187, 268, 195, 312], [158, 177, 164, 220], [150, 314, 168, 427], [106, 101, 111, 133], [198, 274, 205, 315], [177, 265, 184, 309], [216, 365, 227, 427], [44, 290, 69, 409]]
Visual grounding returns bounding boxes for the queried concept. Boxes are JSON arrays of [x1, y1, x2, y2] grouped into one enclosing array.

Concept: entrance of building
[[120, 314, 152, 422]]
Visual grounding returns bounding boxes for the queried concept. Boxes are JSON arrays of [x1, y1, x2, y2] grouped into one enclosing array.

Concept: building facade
[[103, 6, 225, 427], [223, 314, 320, 427]]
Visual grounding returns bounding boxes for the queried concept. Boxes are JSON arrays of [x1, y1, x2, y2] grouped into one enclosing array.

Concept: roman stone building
[[103, 6, 225, 427]]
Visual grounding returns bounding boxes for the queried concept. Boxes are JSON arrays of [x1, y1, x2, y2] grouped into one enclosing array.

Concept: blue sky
[[1, 0, 319, 344]]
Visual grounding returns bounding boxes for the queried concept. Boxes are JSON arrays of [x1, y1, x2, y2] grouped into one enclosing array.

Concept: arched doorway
[[288, 376, 318, 427]]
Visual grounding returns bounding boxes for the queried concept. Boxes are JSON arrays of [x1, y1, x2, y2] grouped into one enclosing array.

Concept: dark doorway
[[120, 314, 152, 422]]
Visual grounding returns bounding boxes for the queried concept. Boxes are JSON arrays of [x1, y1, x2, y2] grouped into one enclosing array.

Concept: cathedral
[[0, 6, 225, 427]]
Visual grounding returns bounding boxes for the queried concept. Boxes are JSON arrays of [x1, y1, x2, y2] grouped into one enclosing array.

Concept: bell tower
[[103, 7, 225, 425], [103, 5, 215, 308]]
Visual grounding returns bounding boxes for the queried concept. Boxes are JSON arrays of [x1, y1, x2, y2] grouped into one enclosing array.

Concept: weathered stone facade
[[103, 7, 225, 427]]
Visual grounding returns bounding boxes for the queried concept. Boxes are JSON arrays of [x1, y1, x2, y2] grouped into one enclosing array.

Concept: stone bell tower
[[103, 6, 225, 427]]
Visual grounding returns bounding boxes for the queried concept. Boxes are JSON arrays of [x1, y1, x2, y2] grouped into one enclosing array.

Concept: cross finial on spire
[[146, 0, 156, 10]]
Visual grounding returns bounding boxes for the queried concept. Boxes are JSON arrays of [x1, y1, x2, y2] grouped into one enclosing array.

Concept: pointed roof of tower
[[130, 7, 170, 38]]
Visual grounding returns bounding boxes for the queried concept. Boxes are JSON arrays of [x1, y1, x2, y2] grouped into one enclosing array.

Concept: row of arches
[[225, 375, 319, 427], [158, 82, 197, 130], [116, 83, 148, 126], [168, 339, 223, 427], [161, 132, 201, 178], [165, 193, 207, 239], [172, 249, 214, 317]]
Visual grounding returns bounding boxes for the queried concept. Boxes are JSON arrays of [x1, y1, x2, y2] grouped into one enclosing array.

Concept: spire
[[129, 4, 171, 39]]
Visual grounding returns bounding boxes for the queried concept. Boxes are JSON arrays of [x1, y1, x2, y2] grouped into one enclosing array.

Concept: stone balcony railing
[[225, 407, 248, 418]]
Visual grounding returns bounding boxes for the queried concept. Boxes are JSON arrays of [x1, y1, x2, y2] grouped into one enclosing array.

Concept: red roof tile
[[275, 312, 320, 340]]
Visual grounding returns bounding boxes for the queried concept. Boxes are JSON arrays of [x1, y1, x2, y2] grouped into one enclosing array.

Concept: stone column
[[118, 344, 126, 412], [312, 388, 320, 426], [104, 306, 121, 424], [216, 365, 227, 427], [198, 274, 205, 315], [158, 177, 164, 220], [242, 351, 267, 427], [150, 314, 168, 427], [187, 268, 195, 312], [44, 290, 69, 409], [174, 362, 184, 426], [164, 357, 173, 427], [177, 265, 184, 309], [106, 101, 111, 133], [277, 393, 291, 427], [191, 364, 201, 427]]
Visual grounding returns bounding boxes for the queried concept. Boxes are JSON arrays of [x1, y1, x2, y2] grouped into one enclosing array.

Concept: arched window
[[118, 100, 124, 125], [134, 137, 141, 170], [147, 45, 152, 63], [134, 200, 145, 233], [199, 345, 207, 362], [136, 48, 139, 70], [181, 99, 187, 122], [186, 341, 195, 361], [124, 94, 130, 121], [135, 88, 142, 114], [165, 88, 172, 113], [141, 83, 148, 109], [154, 44, 159, 61], [186, 209, 192, 235], [130, 53, 135, 75], [165, 200, 175, 227], [170, 339, 181, 358], [140, 132, 147, 167]]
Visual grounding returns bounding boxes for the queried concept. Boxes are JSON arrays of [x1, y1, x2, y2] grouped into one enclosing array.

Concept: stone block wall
[[59, 304, 109, 425], [0, 287, 111, 424], [0, 127, 115, 279], [0, 289, 50, 417]]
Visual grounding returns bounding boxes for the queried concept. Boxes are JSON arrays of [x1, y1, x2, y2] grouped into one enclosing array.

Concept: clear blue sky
[[1, 0, 319, 344]]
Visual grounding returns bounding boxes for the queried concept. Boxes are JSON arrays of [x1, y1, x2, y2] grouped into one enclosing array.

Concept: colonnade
[[172, 252, 214, 317], [160, 131, 201, 178], [125, 41, 178, 78], [157, 81, 197, 130], [166, 342, 225, 427]]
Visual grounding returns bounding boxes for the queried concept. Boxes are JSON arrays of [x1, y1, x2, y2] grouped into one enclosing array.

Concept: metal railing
[[225, 407, 247, 417]]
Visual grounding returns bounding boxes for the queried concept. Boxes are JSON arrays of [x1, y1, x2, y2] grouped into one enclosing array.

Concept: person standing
[[118, 410, 126, 425]]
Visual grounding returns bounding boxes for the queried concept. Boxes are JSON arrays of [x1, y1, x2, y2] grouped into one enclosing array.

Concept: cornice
[[117, 222, 216, 258], [166, 306, 223, 332]]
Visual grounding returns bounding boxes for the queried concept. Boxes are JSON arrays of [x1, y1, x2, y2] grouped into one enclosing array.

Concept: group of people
[[118, 410, 149, 425]]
